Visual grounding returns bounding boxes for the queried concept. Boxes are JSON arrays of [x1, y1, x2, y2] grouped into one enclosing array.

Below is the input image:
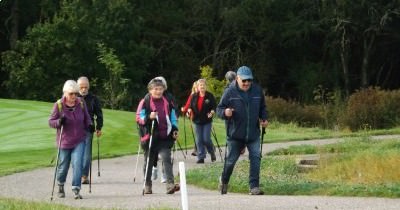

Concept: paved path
[[1, 135, 400, 210]]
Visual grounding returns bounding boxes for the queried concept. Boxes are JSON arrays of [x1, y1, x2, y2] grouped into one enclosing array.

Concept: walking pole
[[89, 136, 93, 193], [142, 120, 155, 196], [260, 126, 266, 158], [133, 143, 141, 182], [189, 120, 197, 153], [175, 140, 187, 159], [183, 113, 187, 155], [50, 126, 63, 201], [211, 126, 223, 162], [97, 135, 100, 177], [221, 118, 230, 195]]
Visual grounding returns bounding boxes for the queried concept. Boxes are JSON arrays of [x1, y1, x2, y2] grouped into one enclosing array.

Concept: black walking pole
[[189, 120, 197, 153], [183, 113, 187, 155], [260, 126, 266, 158], [97, 135, 100, 177], [211, 126, 223, 162], [221, 118, 230, 195], [50, 126, 63, 201], [142, 120, 155, 196], [89, 136, 93, 193], [175, 140, 187, 159]]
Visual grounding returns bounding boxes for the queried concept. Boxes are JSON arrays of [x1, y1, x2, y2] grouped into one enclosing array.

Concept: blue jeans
[[221, 137, 261, 189], [57, 141, 85, 190], [194, 122, 214, 160], [82, 132, 93, 177]]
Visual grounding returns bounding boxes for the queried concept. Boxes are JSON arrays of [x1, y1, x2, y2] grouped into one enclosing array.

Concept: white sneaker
[[160, 173, 167, 183], [151, 166, 158, 180]]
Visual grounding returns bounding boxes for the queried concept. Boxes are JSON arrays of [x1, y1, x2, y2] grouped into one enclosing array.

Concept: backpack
[[137, 94, 175, 142]]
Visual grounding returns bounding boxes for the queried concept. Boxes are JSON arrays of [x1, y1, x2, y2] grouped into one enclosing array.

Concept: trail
[[1, 135, 400, 210]]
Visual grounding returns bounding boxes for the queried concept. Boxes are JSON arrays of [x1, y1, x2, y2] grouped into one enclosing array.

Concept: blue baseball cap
[[237, 66, 253, 80]]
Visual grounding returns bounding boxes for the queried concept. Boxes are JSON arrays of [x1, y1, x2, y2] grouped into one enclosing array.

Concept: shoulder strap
[[56, 99, 84, 113]]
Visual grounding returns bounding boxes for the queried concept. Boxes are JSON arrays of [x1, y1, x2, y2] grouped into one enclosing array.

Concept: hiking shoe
[[166, 183, 180, 194], [196, 159, 204, 164], [211, 151, 217, 162], [249, 187, 264, 195], [160, 173, 167, 183], [144, 183, 152, 194], [72, 189, 82, 199], [151, 166, 158, 180], [57, 185, 65, 198], [219, 177, 228, 194], [191, 150, 197, 156], [81, 176, 89, 184]]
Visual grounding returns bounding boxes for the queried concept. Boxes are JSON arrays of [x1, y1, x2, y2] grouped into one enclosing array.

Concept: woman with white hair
[[48, 80, 92, 199]]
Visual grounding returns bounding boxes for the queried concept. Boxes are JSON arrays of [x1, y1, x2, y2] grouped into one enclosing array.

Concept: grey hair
[[225, 71, 236, 83], [147, 78, 166, 91], [77, 76, 90, 87], [63, 80, 79, 93], [154, 76, 167, 90]]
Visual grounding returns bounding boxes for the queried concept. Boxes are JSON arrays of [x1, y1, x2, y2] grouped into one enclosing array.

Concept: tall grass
[[186, 137, 400, 197]]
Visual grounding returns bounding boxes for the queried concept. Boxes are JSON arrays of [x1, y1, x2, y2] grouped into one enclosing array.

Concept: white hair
[[63, 80, 79, 93], [77, 76, 90, 87]]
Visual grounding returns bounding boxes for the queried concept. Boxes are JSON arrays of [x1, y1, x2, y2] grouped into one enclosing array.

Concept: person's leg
[[56, 148, 71, 197], [81, 131, 93, 183], [71, 140, 85, 199], [57, 148, 72, 186], [142, 141, 157, 186], [246, 138, 262, 190], [221, 140, 242, 184], [158, 140, 178, 194], [202, 123, 216, 161], [194, 123, 206, 163]]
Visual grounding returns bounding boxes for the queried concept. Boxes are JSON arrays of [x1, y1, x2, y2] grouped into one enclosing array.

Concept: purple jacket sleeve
[[48, 103, 62, 129]]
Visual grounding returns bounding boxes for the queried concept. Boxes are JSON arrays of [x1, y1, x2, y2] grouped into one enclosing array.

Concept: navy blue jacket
[[216, 81, 267, 142]]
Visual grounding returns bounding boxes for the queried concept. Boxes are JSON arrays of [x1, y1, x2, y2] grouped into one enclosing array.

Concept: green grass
[[0, 197, 96, 210], [0, 197, 177, 210], [1, 98, 400, 177], [186, 136, 400, 197]]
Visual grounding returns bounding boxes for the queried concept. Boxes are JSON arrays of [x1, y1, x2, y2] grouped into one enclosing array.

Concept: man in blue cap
[[216, 66, 268, 195]]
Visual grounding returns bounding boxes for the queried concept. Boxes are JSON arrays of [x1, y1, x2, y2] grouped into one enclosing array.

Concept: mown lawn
[[1, 98, 400, 177]]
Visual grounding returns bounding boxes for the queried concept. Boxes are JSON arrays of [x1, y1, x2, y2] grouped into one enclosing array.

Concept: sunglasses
[[241, 79, 253, 83]]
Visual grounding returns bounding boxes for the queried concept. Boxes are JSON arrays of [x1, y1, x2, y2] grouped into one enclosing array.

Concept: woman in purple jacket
[[49, 80, 91, 199]]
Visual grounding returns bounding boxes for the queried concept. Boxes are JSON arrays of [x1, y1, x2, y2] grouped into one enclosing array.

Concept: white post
[[179, 161, 189, 210]]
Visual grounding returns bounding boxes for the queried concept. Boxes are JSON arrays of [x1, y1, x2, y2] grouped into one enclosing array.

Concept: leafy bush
[[342, 87, 400, 130]]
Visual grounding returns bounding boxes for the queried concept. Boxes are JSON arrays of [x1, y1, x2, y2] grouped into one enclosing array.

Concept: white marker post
[[179, 161, 188, 210]]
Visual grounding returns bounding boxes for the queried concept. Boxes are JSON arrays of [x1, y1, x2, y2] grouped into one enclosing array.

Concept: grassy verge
[[1, 98, 400, 178], [186, 136, 400, 197], [0, 197, 177, 210]]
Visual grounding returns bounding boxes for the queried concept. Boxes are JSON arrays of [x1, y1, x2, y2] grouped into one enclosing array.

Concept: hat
[[147, 78, 167, 90], [154, 76, 167, 90], [225, 71, 236, 83], [237, 66, 253, 80], [63, 80, 79, 93]]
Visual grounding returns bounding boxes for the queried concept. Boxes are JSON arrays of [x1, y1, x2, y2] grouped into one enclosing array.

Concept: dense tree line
[[1, 0, 400, 110]]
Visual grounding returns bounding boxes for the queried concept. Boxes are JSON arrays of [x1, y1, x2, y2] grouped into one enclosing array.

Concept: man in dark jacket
[[216, 66, 268, 195], [77, 76, 104, 184]]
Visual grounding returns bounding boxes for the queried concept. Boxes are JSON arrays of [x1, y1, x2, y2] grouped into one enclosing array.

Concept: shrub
[[342, 87, 400, 130]]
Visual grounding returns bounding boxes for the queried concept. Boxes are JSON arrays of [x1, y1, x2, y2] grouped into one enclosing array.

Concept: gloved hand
[[59, 115, 66, 126]]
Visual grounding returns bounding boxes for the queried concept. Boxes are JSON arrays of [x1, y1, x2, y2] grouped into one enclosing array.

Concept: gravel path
[[1, 135, 400, 210]]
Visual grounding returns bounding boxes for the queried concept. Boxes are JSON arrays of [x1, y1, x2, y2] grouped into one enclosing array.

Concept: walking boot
[[57, 185, 65, 198], [72, 189, 82, 199], [219, 177, 228, 194], [144, 182, 152, 194], [249, 187, 264, 195], [210, 151, 217, 162], [166, 183, 180, 194], [81, 176, 89, 184]]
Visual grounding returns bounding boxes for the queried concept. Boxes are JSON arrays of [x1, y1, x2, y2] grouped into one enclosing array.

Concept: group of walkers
[[48, 65, 268, 199]]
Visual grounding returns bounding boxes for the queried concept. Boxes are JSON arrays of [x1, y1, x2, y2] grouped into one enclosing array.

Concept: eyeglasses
[[241, 79, 253, 83], [68, 92, 78, 96]]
